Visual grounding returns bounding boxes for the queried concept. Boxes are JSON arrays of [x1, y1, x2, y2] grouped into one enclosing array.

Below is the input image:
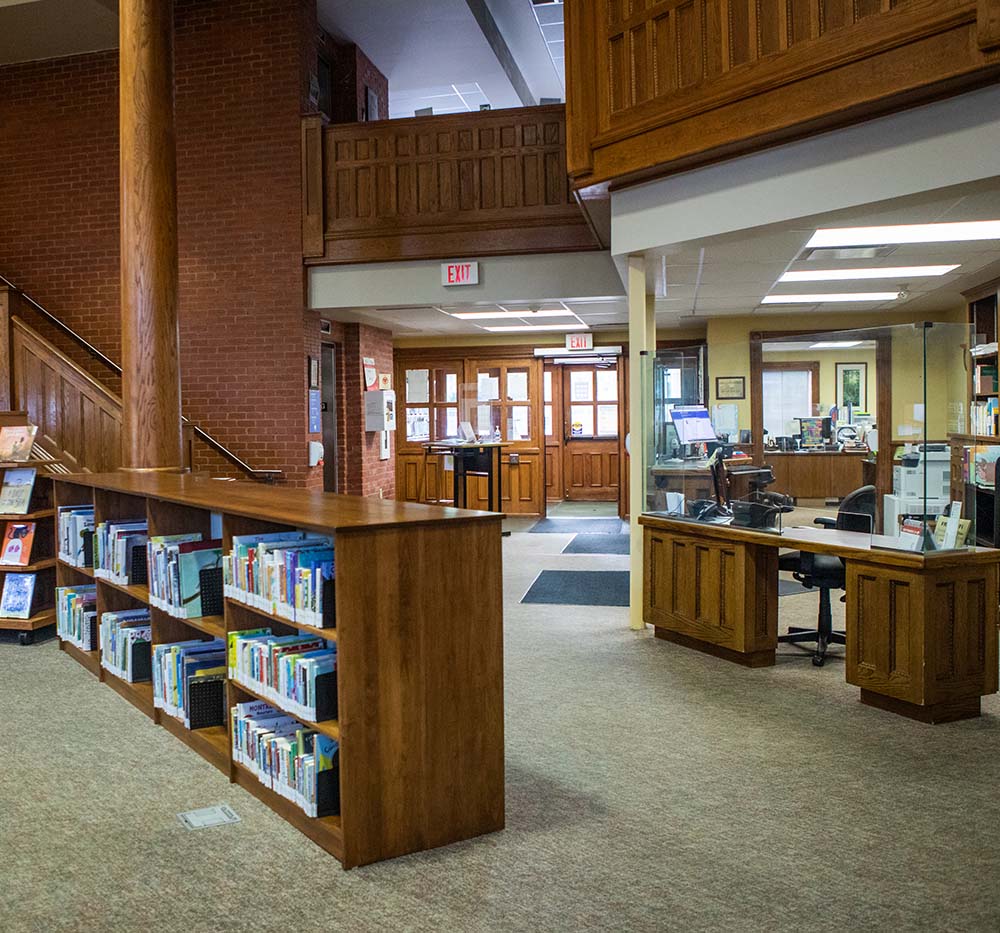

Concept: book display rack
[[0, 459, 60, 643], [54, 471, 504, 868]]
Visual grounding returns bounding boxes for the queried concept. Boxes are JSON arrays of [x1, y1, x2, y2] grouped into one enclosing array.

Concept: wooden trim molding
[[301, 113, 325, 258]]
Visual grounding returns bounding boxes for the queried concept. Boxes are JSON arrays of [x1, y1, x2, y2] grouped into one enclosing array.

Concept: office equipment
[[53, 470, 503, 867], [797, 416, 829, 448], [640, 512, 999, 722], [777, 486, 876, 665], [671, 406, 717, 445]]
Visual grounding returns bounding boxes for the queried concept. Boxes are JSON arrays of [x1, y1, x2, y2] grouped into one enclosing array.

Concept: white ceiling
[[642, 177, 1000, 324], [318, 0, 563, 117], [330, 176, 1000, 338], [0, 0, 117, 65]]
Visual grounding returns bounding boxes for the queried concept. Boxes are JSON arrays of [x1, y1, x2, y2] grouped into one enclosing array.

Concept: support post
[[628, 255, 655, 630], [120, 0, 182, 471], [0, 287, 11, 411]]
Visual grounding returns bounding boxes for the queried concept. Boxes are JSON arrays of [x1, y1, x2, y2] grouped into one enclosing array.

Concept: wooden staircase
[[0, 280, 278, 481]]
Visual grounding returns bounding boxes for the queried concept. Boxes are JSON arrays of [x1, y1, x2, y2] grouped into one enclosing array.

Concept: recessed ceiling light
[[448, 309, 575, 320], [761, 292, 900, 304], [780, 265, 959, 282], [806, 221, 1000, 248], [483, 324, 588, 333], [810, 341, 863, 349]]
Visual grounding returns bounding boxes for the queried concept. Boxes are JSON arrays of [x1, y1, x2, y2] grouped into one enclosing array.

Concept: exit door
[[321, 345, 339, 493], [562, 364, 620, 501]]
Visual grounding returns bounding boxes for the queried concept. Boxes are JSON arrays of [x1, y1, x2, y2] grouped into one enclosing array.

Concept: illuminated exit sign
[[566, 333, 594, 351], [441, 261, 479, 286]]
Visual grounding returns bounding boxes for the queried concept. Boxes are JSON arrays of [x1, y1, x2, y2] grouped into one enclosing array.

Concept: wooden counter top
[[638, 512, 1000, 569], [58, 471, 501, 533]]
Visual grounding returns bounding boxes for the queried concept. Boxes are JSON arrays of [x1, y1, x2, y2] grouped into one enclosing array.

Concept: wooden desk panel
[[641, 514, 1000, 722], [763, 452, 866, 500]]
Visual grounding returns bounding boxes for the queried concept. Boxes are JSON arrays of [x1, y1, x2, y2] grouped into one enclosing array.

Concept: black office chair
[[777, 485, 877, 667]]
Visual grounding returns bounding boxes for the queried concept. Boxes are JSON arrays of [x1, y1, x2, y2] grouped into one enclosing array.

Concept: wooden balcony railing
[[301, 104, 601, 264], [566, 0, 1000, 191]]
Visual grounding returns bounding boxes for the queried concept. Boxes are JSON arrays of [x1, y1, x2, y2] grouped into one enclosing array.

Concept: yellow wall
[[706, 306, 968, 433], [761, 347, 877, 416]]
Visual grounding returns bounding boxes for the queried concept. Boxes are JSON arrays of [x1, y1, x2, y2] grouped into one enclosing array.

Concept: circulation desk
[[640, 514, 1000, 723]]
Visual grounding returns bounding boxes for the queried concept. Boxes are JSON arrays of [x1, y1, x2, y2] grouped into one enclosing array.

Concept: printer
[[883, 444, 951, 530]]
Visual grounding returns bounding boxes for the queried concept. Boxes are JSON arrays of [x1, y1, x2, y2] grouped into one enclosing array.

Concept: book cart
[[54, 471, 504, 868], [0, 457, 61, 643]]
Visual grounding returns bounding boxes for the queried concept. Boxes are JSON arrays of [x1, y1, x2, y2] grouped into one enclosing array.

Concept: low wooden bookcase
[[0, 459, 61, 643], [53, 472, 505, 868]]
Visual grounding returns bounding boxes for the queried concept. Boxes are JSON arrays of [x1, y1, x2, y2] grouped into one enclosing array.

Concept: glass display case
[[642, 322, 977, 551]]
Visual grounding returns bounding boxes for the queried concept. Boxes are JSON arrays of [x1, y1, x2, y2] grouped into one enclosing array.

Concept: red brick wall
[[0, 0, 322, 486], [356, 47, 389, 122], [0, 51, 122, 391], [337, 323, 395, 498]]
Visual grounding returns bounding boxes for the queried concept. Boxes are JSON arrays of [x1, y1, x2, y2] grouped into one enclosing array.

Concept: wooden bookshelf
[[53, 471, 504, 869], [0, 456, 58, 644]]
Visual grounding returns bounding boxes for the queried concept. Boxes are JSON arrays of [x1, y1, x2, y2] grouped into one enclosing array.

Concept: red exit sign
[[441, 261, 479, 286], [566, 333, 594, 351]]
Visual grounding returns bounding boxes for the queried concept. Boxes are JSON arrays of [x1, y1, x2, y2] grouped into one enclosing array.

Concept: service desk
[[640, 513, 1000, 723], [763, 450, 867, 500]]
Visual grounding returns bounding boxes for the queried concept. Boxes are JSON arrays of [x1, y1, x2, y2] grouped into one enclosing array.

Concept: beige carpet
[[3, 529, 1000, 932]]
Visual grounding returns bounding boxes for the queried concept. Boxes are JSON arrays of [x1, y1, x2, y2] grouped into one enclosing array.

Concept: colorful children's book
[[0, 522, 35, 566], [0, 424, 37, 461], [0, 468, 36, 515], [0, 572, 36, 619]]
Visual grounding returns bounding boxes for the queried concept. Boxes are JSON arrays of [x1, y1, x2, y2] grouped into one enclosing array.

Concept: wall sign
[[363, 357, 377, 390], [566, 333, 594, 351], [441, 261, 479, 286]]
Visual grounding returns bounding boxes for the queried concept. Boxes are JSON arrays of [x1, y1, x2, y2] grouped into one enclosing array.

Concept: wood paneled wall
[[311, 105, 599, 264], [567, 0, 1000, 190], [11, 318, 122, 474]]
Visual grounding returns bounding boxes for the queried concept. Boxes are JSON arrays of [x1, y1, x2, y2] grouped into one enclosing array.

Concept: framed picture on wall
[[836, 362, 867, 410], [715, 376, 745, 400]]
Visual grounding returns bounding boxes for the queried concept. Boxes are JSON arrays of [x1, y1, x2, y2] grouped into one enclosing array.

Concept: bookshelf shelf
[[231, 678, 340, 740], [224, 596, 336, 641], [157, 714, 230, 775], [61, 639, 100, 675], [0, 557, 57, 573], [96, 577, 149, 603], [232, 761, 344, 859], [167, 611, 226, 640], [102, 667, 155, 718], [0, 607, 55, 631], [52, 471, 504, 869], [57, 559, 95, 578], [0, 508, 55, 522], [0, 456, 58, 644]]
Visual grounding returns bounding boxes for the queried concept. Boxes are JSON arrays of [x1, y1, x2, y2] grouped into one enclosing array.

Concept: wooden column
[[119, 0, 182, 471]]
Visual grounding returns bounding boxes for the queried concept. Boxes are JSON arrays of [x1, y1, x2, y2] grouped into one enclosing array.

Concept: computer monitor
[[798, 416, 826, 447], [671, 406, 718, 445]]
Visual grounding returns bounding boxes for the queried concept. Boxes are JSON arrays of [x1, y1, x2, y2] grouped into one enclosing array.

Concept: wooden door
[[562, 364, 620, 501], [543, 363, 562, 502]]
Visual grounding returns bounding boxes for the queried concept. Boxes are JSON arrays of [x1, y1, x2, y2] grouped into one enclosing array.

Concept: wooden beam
[[119, 0, 182, 471], [979, 0, 1000, 49], [0, 288, 11, 410]]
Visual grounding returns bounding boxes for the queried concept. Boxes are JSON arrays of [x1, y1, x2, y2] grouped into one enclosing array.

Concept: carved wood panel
[[846, 558, 999, 706], [568, 0, 996, 188], [320, 105, 598, 263], [11, 319, 122, 473]]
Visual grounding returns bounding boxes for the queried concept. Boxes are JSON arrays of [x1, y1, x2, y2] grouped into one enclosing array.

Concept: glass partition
[[642, 322, 976, 552]]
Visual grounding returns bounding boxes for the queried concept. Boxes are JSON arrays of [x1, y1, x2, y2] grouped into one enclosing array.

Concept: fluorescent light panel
[[811, 341, 863, 349], [449, 309, 575, 320], [781, 265, 958, 282], [484, 324, 588, 333], [807, 221, 1000, 248], [761, 292, 900, 304]]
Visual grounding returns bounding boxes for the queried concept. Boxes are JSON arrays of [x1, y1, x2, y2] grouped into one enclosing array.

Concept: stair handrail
[[0, 274, 283, 483]]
